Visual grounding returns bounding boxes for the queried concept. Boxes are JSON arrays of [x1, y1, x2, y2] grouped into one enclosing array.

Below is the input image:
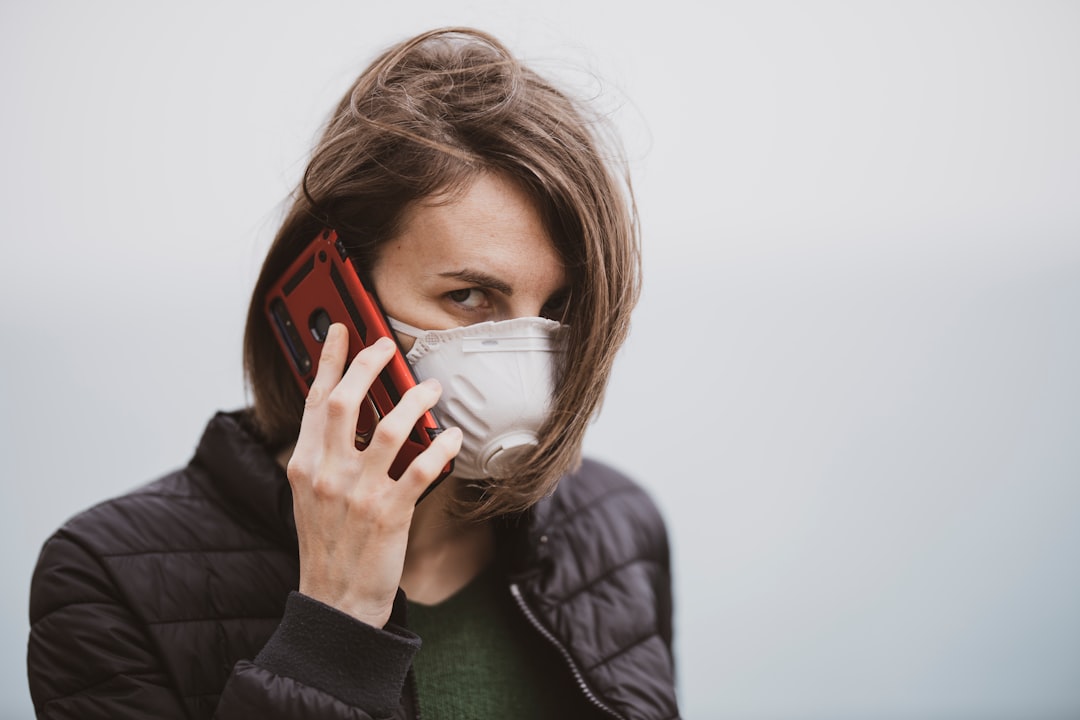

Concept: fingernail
[[375, 336, 395, 351], [421, 377, 441, 391]]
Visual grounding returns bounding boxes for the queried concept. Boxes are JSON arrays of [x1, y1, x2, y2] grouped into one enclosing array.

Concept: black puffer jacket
[[28, 411, 678, 719]]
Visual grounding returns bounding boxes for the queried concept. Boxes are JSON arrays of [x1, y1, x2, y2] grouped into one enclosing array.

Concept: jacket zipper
[[509, 582, 626, 720]]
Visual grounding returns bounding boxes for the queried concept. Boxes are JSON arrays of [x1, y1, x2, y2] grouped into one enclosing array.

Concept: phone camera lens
[[309, 309, 332, 342]]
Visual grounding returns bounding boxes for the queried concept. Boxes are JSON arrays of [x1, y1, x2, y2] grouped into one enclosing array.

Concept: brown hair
[[243, 27, 640, 519]]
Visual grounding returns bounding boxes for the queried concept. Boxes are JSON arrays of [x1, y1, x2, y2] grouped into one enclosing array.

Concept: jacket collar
[[190, 409, 551, 564], [192, 410, 298, 547]]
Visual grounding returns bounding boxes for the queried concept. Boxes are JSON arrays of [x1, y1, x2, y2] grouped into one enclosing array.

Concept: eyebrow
[[438, 269, 514, 296]]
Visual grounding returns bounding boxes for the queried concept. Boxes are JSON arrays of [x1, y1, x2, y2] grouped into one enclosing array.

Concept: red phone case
[[264, 229, 451, 493]]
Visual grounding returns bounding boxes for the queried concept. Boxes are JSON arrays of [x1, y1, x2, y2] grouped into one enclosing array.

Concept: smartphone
[[264, 229, 452, 494]]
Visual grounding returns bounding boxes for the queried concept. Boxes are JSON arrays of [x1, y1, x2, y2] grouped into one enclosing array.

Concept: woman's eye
[[542, 292, 570, 320], [447, 288, 487, 309]]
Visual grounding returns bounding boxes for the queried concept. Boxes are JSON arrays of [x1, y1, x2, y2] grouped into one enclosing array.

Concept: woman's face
[[370, 172, 569, 345]]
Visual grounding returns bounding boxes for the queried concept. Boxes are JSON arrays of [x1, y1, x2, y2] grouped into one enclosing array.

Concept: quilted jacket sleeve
[[28, 532, 419, 720], [28, 533, 189, 720]]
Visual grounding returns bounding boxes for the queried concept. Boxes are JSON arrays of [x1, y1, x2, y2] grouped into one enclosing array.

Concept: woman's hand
[[286, 323, 462, 628]]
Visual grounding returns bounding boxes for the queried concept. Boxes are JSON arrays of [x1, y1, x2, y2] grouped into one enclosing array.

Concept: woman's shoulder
[[29, 411, 294, 652], [28, 414, 297, 716], [535, 457, 669, 558], [33, 410, 290, 587], [41, 464, 232, 563], [549, 456, 664, 517]]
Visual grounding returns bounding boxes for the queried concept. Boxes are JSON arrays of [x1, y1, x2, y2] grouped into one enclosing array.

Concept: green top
[[407, 564, 588, 719]]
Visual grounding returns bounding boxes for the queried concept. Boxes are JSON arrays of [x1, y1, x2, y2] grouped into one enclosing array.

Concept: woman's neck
[[402, 476, 495, 605]]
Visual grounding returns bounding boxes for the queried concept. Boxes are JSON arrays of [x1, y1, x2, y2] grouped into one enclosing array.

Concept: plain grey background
[[3, 2, 1079, 718]]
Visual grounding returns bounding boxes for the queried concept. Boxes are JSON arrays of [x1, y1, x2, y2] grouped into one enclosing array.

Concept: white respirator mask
[[387, 316, 567, 480]]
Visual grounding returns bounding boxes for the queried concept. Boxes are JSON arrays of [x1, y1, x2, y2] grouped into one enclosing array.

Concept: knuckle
[[350, 351, 384, 374], [286, 458, 310, 484], [400, 450, 434, 483], [370, 417, 406, 447], [325, 391, 352, 419], [309, 472, 338, 500], [403, 460, 434, 485]]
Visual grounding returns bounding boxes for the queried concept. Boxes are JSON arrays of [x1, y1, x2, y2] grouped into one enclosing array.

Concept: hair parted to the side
[[243, 27, 641, 520]]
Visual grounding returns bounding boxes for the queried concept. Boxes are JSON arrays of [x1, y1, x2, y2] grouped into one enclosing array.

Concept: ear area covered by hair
[[243, 27, 640, 520]]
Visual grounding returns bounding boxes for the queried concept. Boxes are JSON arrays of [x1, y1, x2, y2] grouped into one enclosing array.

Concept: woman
[[28, 27, 677, 720]]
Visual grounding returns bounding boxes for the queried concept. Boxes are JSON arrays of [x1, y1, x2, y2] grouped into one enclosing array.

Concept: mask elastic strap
[[386, 316, 427, 339]]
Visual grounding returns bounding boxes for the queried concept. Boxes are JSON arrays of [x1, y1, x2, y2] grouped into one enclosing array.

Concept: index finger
[[323, 335, 398, 452], [293, 322, 349, 453]]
